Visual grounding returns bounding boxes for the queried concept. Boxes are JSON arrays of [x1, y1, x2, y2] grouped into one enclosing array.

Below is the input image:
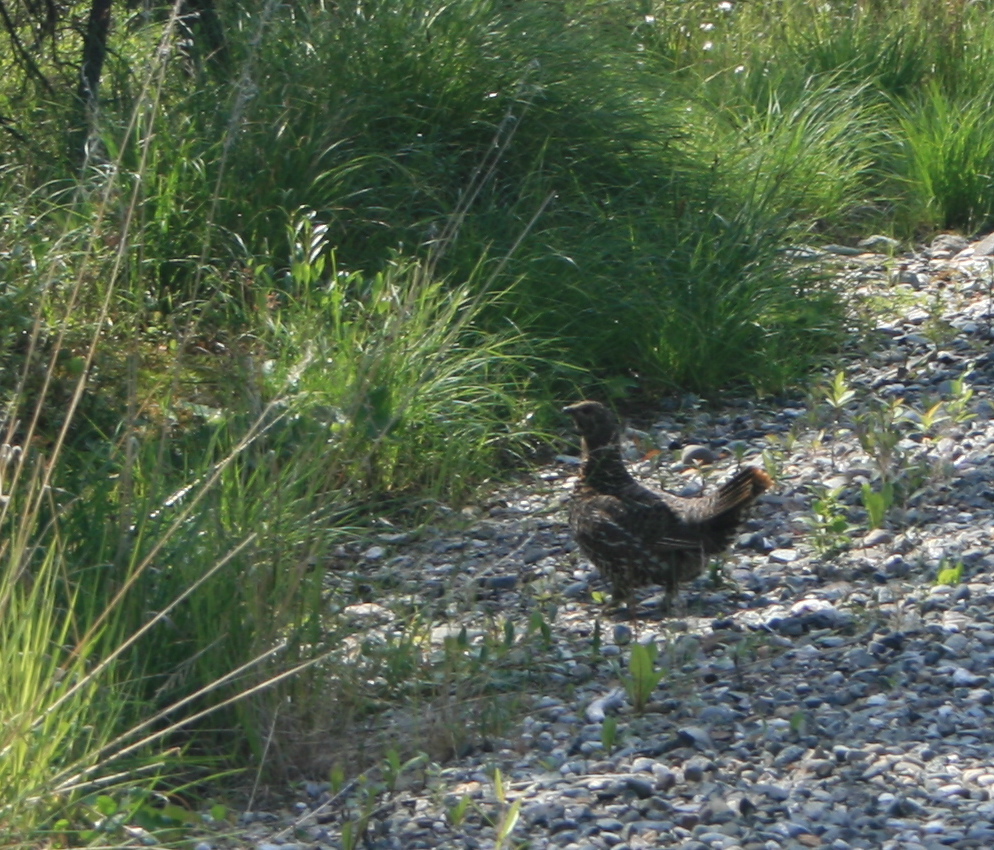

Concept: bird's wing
[[580, 492, 702, 552]]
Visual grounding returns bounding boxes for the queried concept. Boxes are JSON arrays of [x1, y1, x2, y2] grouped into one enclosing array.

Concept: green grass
[[6, 0, 994, 841], [890, 83, 994, 232]]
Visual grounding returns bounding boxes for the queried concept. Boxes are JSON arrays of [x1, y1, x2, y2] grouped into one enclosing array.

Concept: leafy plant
[[911, 399, 950, 438], [383, 748, 428, 793], [622, 642, 666, 714], [823, 370, 857, 413], [944, 372, 976, 425], [861, 481, 895, 529], [601, 715, 620, 755], [936, 560, 964, 586], [492, 768, 522, 850], [803, 485, 853, 555], [447, 793, 472, 828], [855, 396, 907, 484], [761, 438, 786, 482]]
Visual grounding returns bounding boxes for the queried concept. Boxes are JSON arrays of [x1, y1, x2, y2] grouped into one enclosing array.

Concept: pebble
[[681, 444, 716, 465], [208, 231, 994, 850], [864, 528, 894, 547]]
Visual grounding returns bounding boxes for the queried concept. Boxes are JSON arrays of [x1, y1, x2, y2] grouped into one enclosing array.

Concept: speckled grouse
[[564, 400, 771, 612]]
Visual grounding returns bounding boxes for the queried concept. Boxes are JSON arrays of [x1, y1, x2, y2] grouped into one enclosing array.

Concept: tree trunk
[[74, 0, 112, 164]]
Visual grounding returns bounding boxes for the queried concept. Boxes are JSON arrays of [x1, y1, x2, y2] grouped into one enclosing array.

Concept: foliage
[[621, 642, 666, 714], [936, 559, 964, 586], [861, 481, 894, 529], [803, 485, 853, 555], [891, 84, 994, 232]]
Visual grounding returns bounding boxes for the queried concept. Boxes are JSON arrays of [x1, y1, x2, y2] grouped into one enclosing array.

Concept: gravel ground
[[197, 232, 994, 850]]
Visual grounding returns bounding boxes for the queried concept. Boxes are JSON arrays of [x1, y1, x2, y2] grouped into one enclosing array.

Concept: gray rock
[[972, 232, 994, 256], [681, 444, 716, 465], [677, 726, 714, 750], [952, 667, 986, 687], [859, 235, 900, 252], [862, 528, 894, 547]]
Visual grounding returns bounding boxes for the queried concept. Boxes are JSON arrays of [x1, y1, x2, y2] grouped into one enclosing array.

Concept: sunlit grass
[[890, 84, 994, 232]]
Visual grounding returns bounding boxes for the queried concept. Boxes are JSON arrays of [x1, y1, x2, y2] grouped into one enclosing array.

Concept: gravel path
[[205, 233, 994, 850]]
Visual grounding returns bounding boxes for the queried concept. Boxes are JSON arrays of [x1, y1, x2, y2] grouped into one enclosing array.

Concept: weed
[[818, 370, 856, 470], [911, 399, 950, 438], [855, 396, 906, 484], [789, 710, 808, 737], [944, 372, 976, 425], [823, 370, 858, 413], [803, 485, 853, 555], [336, 748, 428, 849], [339, 777, 379, 850], [861, 481, 895, 529], [707, 559, 726, 588], [621, 642, 666, 714], [761, 435, 787, 482], [447, 794, 472, 828], [601, 716, 620, 755], [591, 619, 602, 657], [492, 768, 522, 850], [936, 559, 964, 586], [383, 748, 428, 794]]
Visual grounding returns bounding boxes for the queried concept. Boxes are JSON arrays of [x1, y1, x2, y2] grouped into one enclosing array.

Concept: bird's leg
[[659, 569, 679, 618], [624, 563, 640, 634], [609, 577, 640, 634], [627, 588, 640, 634]]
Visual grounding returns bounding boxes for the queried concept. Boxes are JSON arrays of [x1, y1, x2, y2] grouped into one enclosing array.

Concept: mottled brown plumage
[[564, 400, 771, 612]]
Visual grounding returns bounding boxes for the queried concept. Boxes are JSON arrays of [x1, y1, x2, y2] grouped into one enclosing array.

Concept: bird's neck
[[581, 441, 635, 492]]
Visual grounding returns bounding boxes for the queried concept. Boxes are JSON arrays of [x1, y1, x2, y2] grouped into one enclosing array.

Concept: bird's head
[[563, 400, 620, 451]]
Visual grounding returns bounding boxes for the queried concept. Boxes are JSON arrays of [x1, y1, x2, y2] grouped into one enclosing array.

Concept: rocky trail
[[208, 233, 994, 850]]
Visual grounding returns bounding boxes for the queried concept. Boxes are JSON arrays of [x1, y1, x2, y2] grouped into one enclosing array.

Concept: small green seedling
[[601, 715, 619, 754], [860, 481, 894, 529], [823, 370, 856, 412], [527, 609, 552, 646], [622, 642, 665, 714], [383, 748, 427, 792], [915, 400, 949, 436], [936, 560, 964, 586], [492, 768, 521, 850], [804, 486, 852, 554], [330, 764, 346, 795], [447, 794, 472, 828], [945, 373, 975, 424]]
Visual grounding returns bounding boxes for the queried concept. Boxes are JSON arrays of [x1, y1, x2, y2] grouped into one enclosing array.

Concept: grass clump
[[891, 84, 994, 232]]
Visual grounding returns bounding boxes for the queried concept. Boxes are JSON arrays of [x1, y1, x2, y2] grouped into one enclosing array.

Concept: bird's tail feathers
[[712, 467, 772, 515]]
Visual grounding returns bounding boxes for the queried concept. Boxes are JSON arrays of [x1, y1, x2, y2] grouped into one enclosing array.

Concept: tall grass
[[0, 5, 542, 840], [891, 84, 994, 232], [0, 224, 539, 842]]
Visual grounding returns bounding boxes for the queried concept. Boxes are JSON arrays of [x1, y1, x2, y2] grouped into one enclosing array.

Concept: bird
[[563, 400, 772, 615]]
